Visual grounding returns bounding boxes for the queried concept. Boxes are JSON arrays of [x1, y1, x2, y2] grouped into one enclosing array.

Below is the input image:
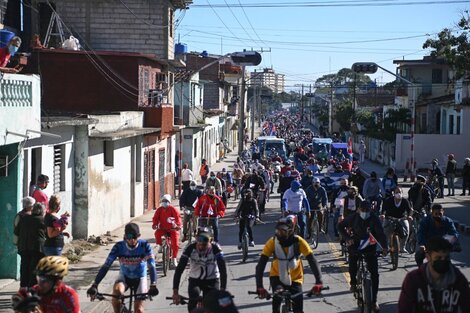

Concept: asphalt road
[[132, 184, 470, 313]]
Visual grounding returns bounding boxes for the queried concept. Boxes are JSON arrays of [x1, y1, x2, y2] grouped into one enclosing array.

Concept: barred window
[[53, 145, 65, 193]]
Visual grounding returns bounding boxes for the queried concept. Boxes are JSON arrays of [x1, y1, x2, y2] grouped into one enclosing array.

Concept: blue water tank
[[0, 30, 15, 48], [175, 43, 187, 55], [200, 50, 209, 58]]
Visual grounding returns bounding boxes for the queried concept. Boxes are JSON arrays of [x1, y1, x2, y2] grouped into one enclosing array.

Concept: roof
[[89, 127, 161, 140], [171, 0, 193, 9], [42, 116, 98, 127], [313, 138, 333, 144]]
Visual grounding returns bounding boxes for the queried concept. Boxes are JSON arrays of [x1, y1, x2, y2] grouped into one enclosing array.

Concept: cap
[[313, 177, 321, 183], [161, 194, 171, 202], [203, 289, 238, 313], [416, 174, 426, 182], [124, 223, 140, 237]]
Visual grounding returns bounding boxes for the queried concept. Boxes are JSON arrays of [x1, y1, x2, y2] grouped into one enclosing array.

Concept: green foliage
[[355, 110, 376, 129], [335, 100, 355, 131], [315, 68, 372, 87], [423, 12, 470, 79]]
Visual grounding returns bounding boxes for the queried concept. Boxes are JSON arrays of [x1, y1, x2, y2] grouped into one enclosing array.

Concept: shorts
[[116, 273, 148, 300]]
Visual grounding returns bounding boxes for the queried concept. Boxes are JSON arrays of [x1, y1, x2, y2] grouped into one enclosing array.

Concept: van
[[263, 138, 287, 160]]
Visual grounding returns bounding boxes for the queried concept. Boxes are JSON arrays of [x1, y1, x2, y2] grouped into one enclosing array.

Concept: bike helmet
[[11, 288, 41, 313], [196, 227, 213, 239], [276, 215, 296, 234], [161, 194, 172, 202], [36, 256, 69, 278]]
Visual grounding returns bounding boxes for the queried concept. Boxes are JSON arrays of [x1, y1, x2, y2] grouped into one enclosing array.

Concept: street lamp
[[352, 62, 416, 180]]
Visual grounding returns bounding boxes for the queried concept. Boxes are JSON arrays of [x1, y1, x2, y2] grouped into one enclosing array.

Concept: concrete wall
[[0, 74, 41, 146], [0, 143, 21, 278], [50, 0, 175, 59]]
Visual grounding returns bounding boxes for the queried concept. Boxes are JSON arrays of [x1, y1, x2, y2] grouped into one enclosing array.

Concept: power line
[[192, 0, 470, 8], [236, 0, 268, 46], [222, 0, 258, 45], [119, 0, 169, 28]]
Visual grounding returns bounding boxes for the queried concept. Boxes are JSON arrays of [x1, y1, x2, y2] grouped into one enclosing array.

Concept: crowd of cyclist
[[11, 110, 470, 313]]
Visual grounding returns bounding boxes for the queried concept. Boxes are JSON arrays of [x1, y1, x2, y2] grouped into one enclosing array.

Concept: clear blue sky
[[176, 0, 469, 90]]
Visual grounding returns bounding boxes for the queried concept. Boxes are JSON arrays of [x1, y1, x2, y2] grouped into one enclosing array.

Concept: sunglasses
[[37, 275, 53, 284], [125, 233, 137, 240], [196, 236, 209, 243]]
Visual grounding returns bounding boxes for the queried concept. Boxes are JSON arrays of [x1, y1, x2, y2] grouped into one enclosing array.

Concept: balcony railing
[[0, 74, 34, 107]]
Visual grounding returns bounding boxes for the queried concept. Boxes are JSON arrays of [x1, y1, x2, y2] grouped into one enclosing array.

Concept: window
[[194, 138, 197, 158], [448, 114, 454, 135], [432, 69, 443, 84], [53, 145, 66, 192], [456, 115, 461, 135], [169, 9, 174, 37], [104, 141, 114, 167]]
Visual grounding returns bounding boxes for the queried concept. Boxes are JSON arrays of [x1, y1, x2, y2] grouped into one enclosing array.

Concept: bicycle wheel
[[120, 305, 130, 313], [391, 234, 399, 270], [362, 277, 373, 313], [311, 219, 319, 249], [407, 228, 417, 254], [242, 231, 249, 263], [162, 245, 169, 276], [323, 211, 329, 234], [187, 220, 193, 244]]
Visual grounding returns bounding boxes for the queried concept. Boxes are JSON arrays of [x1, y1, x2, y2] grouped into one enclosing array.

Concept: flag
[[347, 136, 353, 154], [358, 233, 378, 250]]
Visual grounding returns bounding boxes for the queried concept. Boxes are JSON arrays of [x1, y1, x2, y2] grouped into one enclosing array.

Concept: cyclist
[[194, 186, 226, 243], [398, 236, 470, 313], [331, 178, 350, 238], [232, 163, 245, 196], [243, 169, 265, 197], [180, 180, 203, 242], [415, 204, 459, 266], [153, 194, 182, 267], [338, 201, 388, 312], [382, 168, 398, 198], [205, 171, 223, 195], [430, 159, 445, 198], [12, 256, 79, 313], [282, 180, 310, 238], [305, 177, 328, 236], [172, 227, 227, 312], [362, 171, 384, 212], [235, 189, 260, 248], [339, 186, 364, 221], [87, 223, 158, 313], [408, 175, 432, 213], [255, 216, 323, 313]]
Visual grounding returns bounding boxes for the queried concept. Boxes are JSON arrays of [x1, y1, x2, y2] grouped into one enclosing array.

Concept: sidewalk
[[0, 147, 248, 313]]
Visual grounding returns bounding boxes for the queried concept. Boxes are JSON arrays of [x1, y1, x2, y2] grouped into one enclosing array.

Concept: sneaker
[[460, 193, 466, 196], [249, 241, 255, 247], [372, 302, 380, 312], [237, 243, 242, 250]]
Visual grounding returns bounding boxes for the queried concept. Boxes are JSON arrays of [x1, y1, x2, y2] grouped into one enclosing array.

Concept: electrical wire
[[222, 0, 258, 45], [192, 0, 470, 8], [119, 0, 169, 28], [0, 139, 27, 170], [237, 0, 268, 46]]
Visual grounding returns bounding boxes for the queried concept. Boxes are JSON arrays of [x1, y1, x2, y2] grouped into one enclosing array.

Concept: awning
[[89, 128, 161, 141]]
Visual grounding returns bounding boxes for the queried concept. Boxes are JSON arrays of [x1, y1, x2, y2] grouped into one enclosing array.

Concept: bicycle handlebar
[[248, 286, 329, 300], [96, 292, 152, 301]]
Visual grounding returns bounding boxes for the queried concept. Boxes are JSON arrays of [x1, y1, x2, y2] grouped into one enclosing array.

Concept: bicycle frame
[[355, 252, 374, 313], [96, 289, 151, 313]]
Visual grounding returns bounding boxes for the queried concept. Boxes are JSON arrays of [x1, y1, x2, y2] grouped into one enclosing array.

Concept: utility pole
[[251, 85, 256, 141], [301, 84, 305, 120], [238, 66, 246, 155], [353, 74, 357, 110], [329, 82, 333, 135]]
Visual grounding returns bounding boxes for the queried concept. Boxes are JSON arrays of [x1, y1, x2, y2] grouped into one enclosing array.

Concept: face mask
[[314, 183, 320, 188], [190, 186, 196, 191], [394, 193, 402, 200], [8, 45, 18, 55], [359, 212, 370, 220], [162, 202, 169, 208], [210, 176, 216, 180], [208, 193, 215, 197], [432, 258, 451, 274]]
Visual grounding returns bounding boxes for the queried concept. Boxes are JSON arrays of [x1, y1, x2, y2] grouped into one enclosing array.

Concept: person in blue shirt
[[282, 180, 310, 239], [87, 223, 159, 313], [415, 204, 459, 266]]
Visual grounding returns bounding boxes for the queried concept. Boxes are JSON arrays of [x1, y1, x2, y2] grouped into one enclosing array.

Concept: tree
[[335, 100, 355, 131], [423, 11, 470, 79], [315, 68, 372, 87]]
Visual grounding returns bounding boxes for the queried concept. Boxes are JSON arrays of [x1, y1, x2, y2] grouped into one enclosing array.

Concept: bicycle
[[322, 207, 330, 235], [309, 209, 321, 249], [96, 288, 151, 313], [353, 251, 377, 313], [167, 293, 234, 309], [385, 216, 401, 270], [183, 207, 196, 244], [233, 178, 242, 200], [248, 286, 329, 313], [406, 209, 426, 254], [158, 228, 176, 277]]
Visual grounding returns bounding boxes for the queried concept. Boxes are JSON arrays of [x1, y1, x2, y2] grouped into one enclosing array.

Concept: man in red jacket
[[398, 236, 469, 313], [152, 194, 182, 267], [194, 186, 225, 243]]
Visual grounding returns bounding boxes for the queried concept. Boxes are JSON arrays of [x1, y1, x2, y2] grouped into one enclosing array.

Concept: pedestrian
[[15, 202, 46, 287], [13, 196, 35, 246], [199, 159, 210, 184], [0, 36, 22, 73], [181, 163, 194, 191], [461, 157, 470, 196], [430, 159, 445, 198], [445, 153, 457, 196], [43, 195, 70, 256], [31, 174, 49, 212], [359, 140, 366, 164]]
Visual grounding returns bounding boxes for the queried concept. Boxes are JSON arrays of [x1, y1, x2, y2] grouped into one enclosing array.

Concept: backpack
[[272, 236, 301, 261]]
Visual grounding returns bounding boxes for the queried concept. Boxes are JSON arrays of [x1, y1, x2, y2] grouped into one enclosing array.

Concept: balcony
[[0, 74, 41, 145]]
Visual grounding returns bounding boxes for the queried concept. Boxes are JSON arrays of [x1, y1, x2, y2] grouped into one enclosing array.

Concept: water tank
[[175, 43, 187, 55], [0, 30, 15, 48], [200, 50, 209, 58]]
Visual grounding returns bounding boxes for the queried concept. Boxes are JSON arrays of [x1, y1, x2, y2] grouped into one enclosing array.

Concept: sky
[[175, 0, 470, 91]]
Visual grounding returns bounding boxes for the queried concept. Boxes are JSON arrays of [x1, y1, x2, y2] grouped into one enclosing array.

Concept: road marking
[[325, 233, 351, 284]]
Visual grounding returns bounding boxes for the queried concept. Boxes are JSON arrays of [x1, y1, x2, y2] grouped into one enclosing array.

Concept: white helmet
[[258, 165, 265, 171], [161, 194, 171, 202]]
